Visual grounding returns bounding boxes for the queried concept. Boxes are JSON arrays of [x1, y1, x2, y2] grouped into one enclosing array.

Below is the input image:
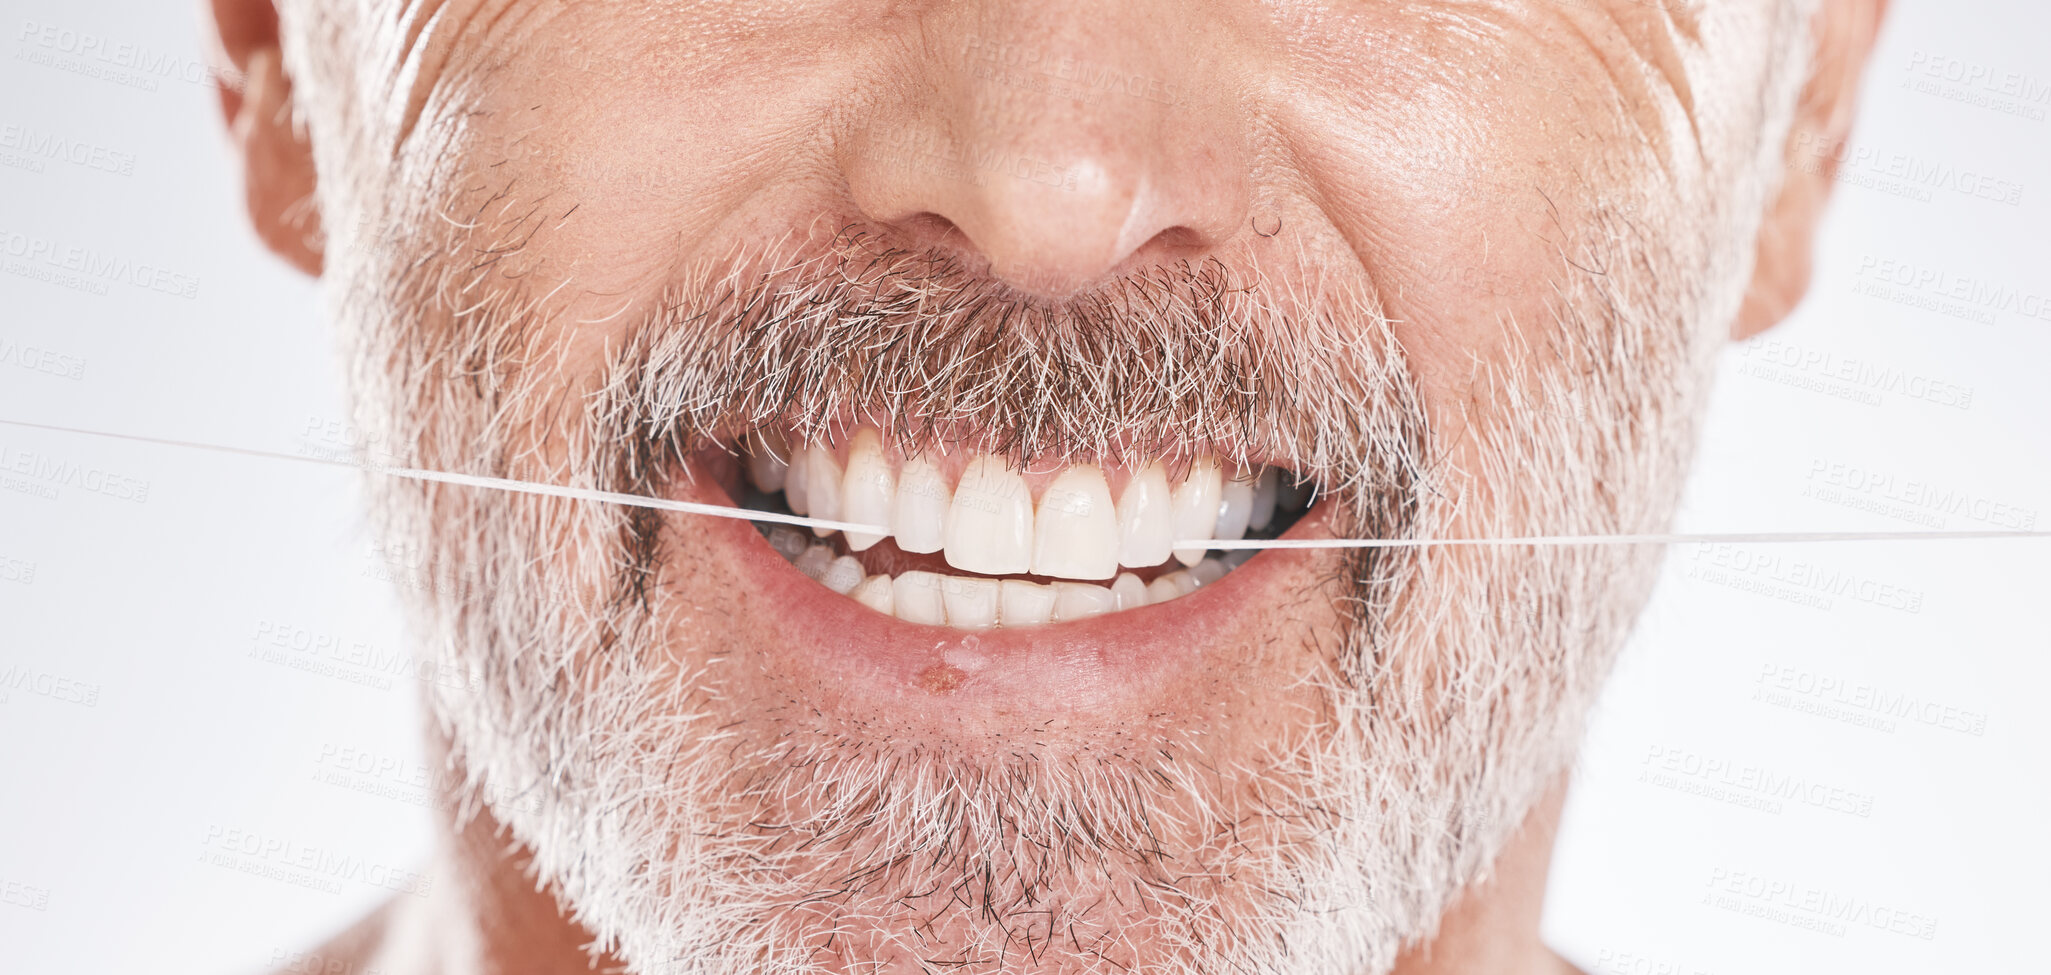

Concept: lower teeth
[[762, 524, 1262, 629]]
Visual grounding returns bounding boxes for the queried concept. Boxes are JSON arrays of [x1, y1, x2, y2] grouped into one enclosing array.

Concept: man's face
[[273, 1, 1813, 972]]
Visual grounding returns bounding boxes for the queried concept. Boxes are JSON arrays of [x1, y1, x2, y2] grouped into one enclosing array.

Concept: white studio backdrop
[[0, 2, 2044, 974]]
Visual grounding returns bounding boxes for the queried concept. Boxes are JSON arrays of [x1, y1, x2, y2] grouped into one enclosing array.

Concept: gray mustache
[[586, 231, 1433, 515]]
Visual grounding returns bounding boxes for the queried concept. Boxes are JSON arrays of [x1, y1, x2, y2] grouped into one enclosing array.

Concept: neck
[[343, 751, 1577, 975], [1389, 777, 1580, 975]]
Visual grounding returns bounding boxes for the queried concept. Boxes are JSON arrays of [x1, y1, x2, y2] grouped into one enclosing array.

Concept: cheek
[[1268, 11, 1694, 397], [394, 12, 867, 343]]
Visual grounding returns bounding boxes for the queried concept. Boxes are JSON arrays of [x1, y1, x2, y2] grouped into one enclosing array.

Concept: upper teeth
[[750, 430, 1287, 579], [746, 427, 1311, 627]]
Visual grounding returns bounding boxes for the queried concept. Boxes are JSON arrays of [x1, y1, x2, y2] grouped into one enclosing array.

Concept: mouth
[[707, 425, 1322, 630]]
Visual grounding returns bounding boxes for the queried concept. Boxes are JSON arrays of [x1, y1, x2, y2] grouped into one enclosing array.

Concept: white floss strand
[[0, 417, 887, 536], [4, 418, 2044, 549], [1194, 529, 2049, 549]]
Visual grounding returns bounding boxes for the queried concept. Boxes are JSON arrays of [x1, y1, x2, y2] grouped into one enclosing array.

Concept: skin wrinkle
[[1642, 4, 1706, 157], [388, 0, 559, 159], [386, 0, 452, 157], [1424, 2, 1707, 197], [244, 2, 1854, 973]]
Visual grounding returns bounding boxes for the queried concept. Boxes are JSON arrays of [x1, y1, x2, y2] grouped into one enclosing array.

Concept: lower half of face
[[364, 235, 1706, 975], [304, 2, 1802, 972]]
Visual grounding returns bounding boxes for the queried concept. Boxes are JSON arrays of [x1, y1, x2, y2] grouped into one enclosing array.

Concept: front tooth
[[822, 555, 866, 594], [1031, 465, 1118, 580], [941, 575, 1000, 630], [1110, 573, 1148, 610], [1215, 474, 1254, 542], [1116, 463, 1174, 568], [1051, 582, 1117, 621], [1189, 558, 1228, 587], [841, 429, 895, 551], [1170, 457, 1222, 566], [945, 454, 1032, 575], [893, 456, 950, 554], [747, 431, 789, 493], [849, 574, 895, 614], [805, 443, 844, 536], [1248, 468, 1279, 532], [786, 446, 811, 515], [893, 570, 947, 625], [1000, 580, 1057, 627]]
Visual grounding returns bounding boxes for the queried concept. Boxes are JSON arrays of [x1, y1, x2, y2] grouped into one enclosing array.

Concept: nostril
[[1131, 224, 1213, 264], [885, 224, 1220, 301], [891, 211, 970, 253]]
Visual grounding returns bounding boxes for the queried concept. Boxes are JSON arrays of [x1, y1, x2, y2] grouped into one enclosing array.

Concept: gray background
[[0, 1, 2044, 973]]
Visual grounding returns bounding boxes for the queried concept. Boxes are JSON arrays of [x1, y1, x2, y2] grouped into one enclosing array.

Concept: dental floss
[[1188, 529, 2051, 549], [0, 417, 889, 537], [6, 418, 2045, 549]]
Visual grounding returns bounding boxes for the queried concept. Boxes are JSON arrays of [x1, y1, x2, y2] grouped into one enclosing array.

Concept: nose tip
[[885, 154, 1186, 296], [841, 20, 1248, 298]]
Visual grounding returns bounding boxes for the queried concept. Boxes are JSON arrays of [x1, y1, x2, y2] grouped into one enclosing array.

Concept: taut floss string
[[5, 419, 2044, 548]]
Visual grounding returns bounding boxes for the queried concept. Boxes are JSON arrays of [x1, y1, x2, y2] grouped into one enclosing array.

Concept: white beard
[[338, 234, 1716, 974]]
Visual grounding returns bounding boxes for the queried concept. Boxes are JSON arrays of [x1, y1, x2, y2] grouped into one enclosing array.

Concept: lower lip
[[667, 463, 1337, 715]]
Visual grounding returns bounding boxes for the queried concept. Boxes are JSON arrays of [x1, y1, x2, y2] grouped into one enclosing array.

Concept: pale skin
[[209, 1, 1886, 973]]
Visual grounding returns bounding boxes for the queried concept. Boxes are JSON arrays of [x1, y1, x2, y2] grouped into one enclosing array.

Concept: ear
[[1732, 0, 1889, 341], [207, 0, 322, 276]]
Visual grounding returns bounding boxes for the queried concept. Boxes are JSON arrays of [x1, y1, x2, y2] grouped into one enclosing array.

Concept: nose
[[841, 4, 1251, 297]]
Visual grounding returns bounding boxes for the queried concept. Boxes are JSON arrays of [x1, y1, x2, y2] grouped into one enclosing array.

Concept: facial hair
[[337, 213, 1713, 974]]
